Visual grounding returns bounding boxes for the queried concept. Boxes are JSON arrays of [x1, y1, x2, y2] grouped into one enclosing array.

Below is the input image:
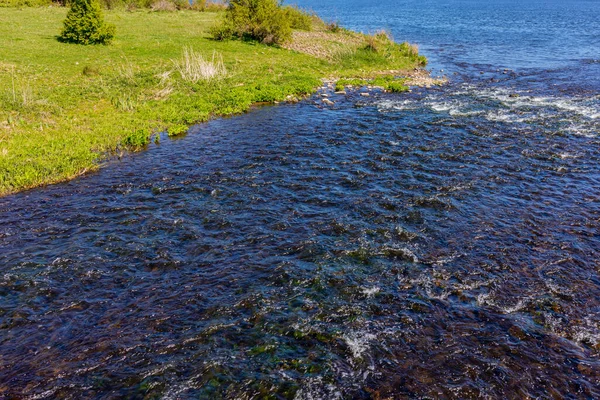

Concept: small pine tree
[[59, 0, 116, 45]]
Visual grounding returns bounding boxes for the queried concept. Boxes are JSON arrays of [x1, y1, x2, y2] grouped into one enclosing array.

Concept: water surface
[[1, 0, 599, 398]]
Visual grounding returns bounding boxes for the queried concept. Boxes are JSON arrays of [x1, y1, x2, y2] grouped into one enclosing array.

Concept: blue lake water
[[1, 0, 599, 398], [295, 0, 600, 71]]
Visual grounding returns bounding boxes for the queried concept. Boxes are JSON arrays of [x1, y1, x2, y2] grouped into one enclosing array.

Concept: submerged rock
[[379, 247, 419, 263]]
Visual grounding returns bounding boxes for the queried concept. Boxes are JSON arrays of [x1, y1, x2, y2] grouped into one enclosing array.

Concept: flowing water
[[1, 0, 600, 398]]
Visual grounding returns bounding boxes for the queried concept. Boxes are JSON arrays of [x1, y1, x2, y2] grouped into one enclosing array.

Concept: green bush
[[282, 5, 312, 31], [58, 0, 116, 45], [210, 0, 308, 45], [0, 0, 52, 7], [92, 0, 225, 11], [208, 22, 234, 41]]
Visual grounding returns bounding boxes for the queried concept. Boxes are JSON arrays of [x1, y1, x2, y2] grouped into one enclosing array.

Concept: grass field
[[0, 7, 425, 195]]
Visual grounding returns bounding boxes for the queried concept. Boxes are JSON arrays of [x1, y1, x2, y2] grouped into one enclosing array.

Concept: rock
[[577, 363, 594, 375], [508, 325, 529, 341], [509, 93, 520, 98], [322, 98, 335, 106], [321, 93, 329, 98], [360, 92, 370, 97], [335, 91, 346, 95], [380, 247, 418, 263]]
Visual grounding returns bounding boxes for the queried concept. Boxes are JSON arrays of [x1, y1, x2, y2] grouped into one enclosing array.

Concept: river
[[1, 0, 599, 398]]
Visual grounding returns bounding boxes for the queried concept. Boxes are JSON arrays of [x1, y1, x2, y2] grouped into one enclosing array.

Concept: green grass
[[335, 76, 409, 92], [0, 7, 424, 195]]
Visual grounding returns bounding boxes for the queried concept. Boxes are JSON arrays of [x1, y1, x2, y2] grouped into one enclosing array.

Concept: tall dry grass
[[172, 48, 227, 83], [3, 67, 36, 109]]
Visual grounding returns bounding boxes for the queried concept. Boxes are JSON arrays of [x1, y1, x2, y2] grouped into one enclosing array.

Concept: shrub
[[0, 0, 52, 7], [326, 21, 341, 33], [203, 1, 226, 11], [150, 0, 176, 11], [209, 22, 234, 41], [58, 0, 115, 45], [187, 0, 227, 11], [364, 35, 379, 52], [96, 0, 150, 9], [210, 0, 299, 45], [282, 5, 312, 31]]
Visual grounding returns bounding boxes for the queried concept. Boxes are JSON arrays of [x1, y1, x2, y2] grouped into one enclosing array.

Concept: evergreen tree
[[59, 0, 115, 45]]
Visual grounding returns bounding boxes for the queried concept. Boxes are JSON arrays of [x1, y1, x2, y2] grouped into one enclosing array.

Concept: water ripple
[[1, 81, 600, 398]]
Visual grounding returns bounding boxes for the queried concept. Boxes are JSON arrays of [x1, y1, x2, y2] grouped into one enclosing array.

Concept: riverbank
[[0, 6, 429, 196]]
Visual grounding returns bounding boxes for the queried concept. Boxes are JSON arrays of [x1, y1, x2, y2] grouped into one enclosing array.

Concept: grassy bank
[[0, 6, 426, 195]]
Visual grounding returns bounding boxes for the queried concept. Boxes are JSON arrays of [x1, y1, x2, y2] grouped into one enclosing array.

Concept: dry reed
[[172, 48, 227, 83]]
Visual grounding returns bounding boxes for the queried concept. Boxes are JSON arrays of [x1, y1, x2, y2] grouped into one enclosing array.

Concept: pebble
[[322, 98, 335, 106], [360, 93, 370, 97]]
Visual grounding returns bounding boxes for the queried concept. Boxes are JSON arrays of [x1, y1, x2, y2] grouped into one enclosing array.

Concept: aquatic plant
[[167, 123, 188, 137], [335, 75, 408, 93], [122, 128, 150, 147]]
